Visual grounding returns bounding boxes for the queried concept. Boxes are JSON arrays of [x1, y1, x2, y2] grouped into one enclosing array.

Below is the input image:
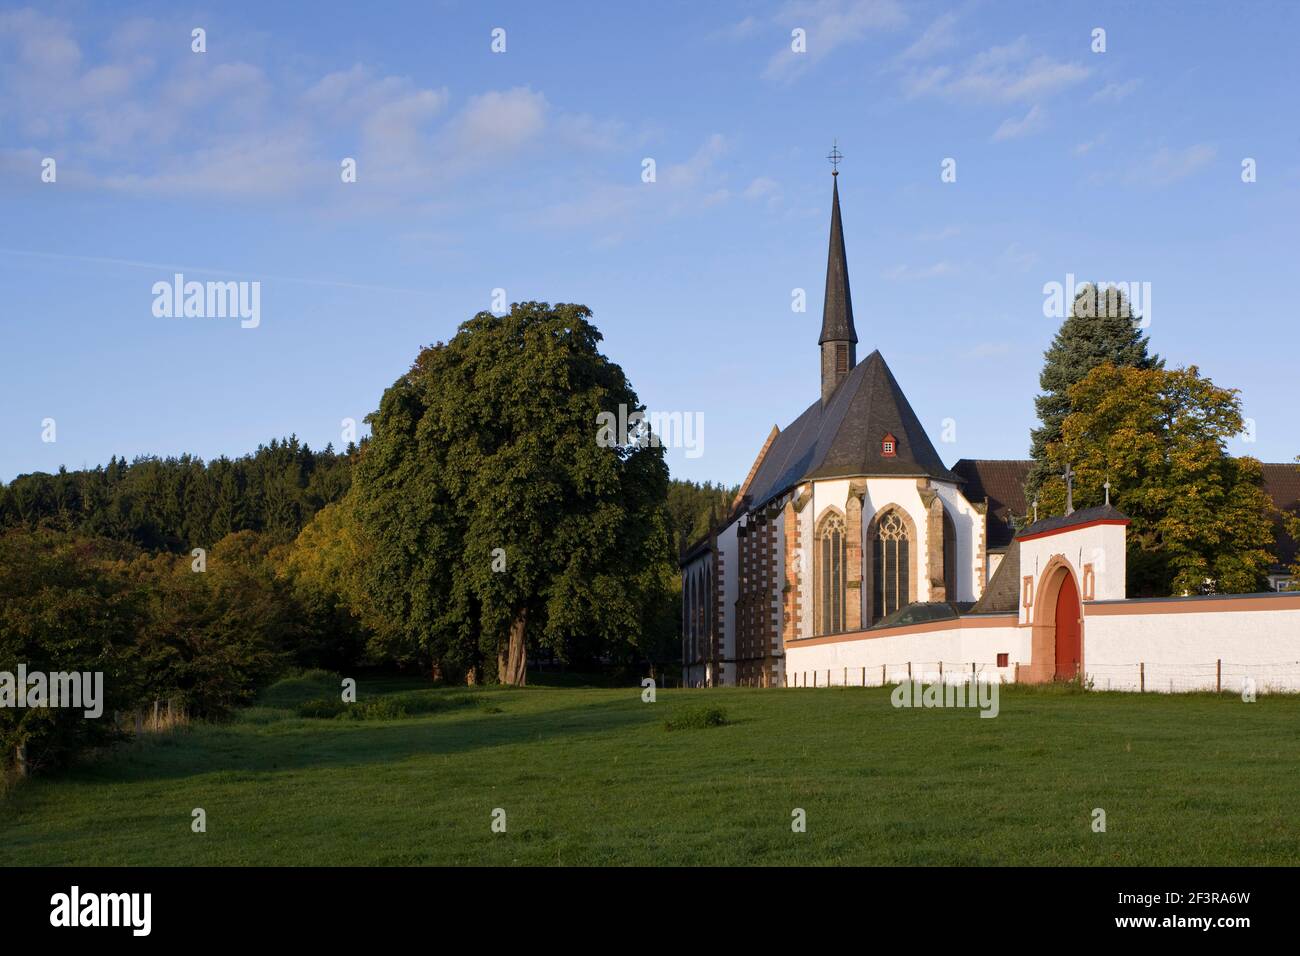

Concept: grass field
[[2, 673, 1298, 866]]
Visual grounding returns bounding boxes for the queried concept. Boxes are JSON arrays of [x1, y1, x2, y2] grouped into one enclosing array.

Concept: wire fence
[[725, 660, 1300, 694]]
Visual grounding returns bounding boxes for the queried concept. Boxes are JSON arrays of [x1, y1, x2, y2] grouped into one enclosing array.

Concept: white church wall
[[861, 477, 934, 601], [784, 616, 1027, 687], [986, 552, 1004, 585], [1084, 595, 1300, 693], [934, 482, 982, 602]]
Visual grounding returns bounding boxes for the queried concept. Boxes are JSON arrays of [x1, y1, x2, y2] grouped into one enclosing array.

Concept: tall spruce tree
[[1026, 284, 1161, 503]]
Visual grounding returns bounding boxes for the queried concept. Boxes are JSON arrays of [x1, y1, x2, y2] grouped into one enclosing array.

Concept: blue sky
[[2, 0, 1298, 486]]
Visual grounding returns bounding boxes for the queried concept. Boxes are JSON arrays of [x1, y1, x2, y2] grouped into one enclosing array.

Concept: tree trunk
[[500, 609, 528, 686]]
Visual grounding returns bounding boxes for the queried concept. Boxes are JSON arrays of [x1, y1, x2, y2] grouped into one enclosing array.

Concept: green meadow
[[2, 674, 1297, 866]]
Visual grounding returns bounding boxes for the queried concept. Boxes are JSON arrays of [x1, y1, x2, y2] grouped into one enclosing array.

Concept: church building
[[681, 166, 1300, 692]]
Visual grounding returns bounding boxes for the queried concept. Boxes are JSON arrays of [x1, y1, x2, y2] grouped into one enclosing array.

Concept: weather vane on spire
[[827, 139, 843, 176]]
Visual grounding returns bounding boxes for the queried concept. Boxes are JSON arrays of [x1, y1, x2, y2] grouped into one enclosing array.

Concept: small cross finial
[[1032, 497, 1039, 524], [1063, 463, 1076, 516], [827, 139, 843, 176], [1104, 479, 1111, 507]]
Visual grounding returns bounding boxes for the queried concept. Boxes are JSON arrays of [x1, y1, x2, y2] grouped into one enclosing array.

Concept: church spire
[[820, 145, 857, 404]]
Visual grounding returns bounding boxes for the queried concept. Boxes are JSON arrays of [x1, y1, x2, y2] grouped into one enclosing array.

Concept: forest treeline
[[0, 436, 732, 775]]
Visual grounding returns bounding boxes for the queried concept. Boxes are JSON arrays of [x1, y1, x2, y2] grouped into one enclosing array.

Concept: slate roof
[[950, 459, 1031, 549], [967, 541, 1020, 614], [1016, 503, 1130, 539], [1262, 462, 1300, 570], [739, 350, 961, 511], [818, 175, 857, 345]]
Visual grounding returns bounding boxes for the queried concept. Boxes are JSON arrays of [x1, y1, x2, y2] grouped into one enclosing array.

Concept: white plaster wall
[[934, 481, 982, 602], [860, 477, 933, 601], [1085, 603, 1300, 692], [1019, 523, 1127, 624], [784, 620, 1027, 687], [986, 552, 1004, 584]]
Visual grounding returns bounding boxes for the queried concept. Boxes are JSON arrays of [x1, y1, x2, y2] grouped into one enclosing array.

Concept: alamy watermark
[[0, 665, 103, 718], [596, 404, 704, 459], [152, 273, 261, 329], [1042, 273, 1151, 328], [890, 675, 1000, 718]]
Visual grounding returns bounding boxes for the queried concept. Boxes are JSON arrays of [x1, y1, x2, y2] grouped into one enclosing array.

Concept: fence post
[[908, 661, 912, 680], [938, 661, 943, 681], [972, 662, 976, 681], [1014, 662, 1020, 683], [1139, 662, 1145, 693], [844, 667, 847, 686], [881, 664, 886, 686], [1217, 659, 1222, 693]]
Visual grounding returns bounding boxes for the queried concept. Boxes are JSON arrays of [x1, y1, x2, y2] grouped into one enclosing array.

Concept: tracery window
[[871, 509, 911, 623], [816, 511, 846, 635]]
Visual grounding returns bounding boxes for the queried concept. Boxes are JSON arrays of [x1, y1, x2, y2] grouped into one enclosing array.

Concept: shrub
[[664, 705, 728, 731], [340, 698, 407, 721], [297, 698, 346, 719]]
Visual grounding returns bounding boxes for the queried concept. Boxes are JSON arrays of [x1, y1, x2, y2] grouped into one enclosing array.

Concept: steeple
[[819, 152, 858, 405]]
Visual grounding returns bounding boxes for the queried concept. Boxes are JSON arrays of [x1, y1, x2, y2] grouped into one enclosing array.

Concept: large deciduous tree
[[1026, 284, 1161, 503], [1036, 362, 1276, 596], [351, 302, 673, 685]]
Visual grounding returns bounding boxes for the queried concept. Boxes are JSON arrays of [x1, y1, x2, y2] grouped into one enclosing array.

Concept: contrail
[[0, 248, 430, 295]]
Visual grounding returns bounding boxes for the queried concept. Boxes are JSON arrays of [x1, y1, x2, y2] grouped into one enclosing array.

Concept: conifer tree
[[1026, 284, 1161, 503]]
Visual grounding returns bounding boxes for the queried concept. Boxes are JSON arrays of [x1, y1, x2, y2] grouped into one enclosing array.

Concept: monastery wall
[[1084, 594, 1300, 692], [783, 614, 1023, 687]]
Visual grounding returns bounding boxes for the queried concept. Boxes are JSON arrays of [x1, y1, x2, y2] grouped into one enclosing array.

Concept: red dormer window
[[881, 433, 897, 457]]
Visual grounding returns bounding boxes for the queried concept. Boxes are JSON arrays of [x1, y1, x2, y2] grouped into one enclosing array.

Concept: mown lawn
[[2, 674, 1298, 865]]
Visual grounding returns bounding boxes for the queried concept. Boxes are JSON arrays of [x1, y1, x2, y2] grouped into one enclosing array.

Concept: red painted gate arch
[[1053, 572, 1082, 680]]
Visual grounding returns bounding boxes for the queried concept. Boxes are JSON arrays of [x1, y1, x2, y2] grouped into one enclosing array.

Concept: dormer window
[[881, 433, 897, 457]]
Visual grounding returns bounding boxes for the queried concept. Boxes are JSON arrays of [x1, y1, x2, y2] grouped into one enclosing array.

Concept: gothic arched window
[[872, 509, 911, 623], [816, 510, 846, 635]]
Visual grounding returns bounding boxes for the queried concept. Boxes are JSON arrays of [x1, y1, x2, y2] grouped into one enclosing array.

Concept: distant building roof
[[950, 459, 1030, 549], [1262, 462, 1300, 571]]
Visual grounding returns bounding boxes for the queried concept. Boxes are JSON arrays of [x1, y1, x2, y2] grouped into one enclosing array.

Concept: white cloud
[[1133, 143, 1217, 185], [0, 13, 624, 205], [904, 37, 1090, 103], [1000, 242, 1038, 271], [744, 176, 781, 201], [916, 225, 960, 241], [1074, 133, 1107, 155], [992, 104, 1045, 141], [883, 261, 954, 280], [897, 11, 958, 62], [539, 134, 733, 229], [1091, 78, 1141, 102], [763, 0, 907, 81]]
